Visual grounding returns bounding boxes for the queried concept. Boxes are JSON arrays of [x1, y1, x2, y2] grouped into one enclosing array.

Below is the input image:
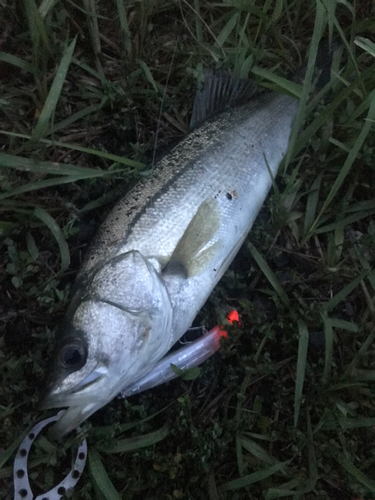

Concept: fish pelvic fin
[[190, 70, 257, 129], [164, 198, 221, 278]]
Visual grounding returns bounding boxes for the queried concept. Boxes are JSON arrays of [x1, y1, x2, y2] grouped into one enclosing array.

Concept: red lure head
[[218, 309, 241, 339]]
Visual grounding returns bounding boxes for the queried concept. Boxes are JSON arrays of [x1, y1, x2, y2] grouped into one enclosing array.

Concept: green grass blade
[[0, 151, 104, 176], [38, 0, 58, 18], [266, 413, 318, 498], [0, 52, 33, 72], [284, 0, 327, 169], [303, 89, 375, 240], [350, 370, 375, 382], [82, 0, 103, 79], [355, 36, 375, 57], [303, 173, 322, 237], [194, 0, 203, 44], [294, 319, 309, 427], [88, 449, 121, 500], [50, 100, 106, 135], [321, 313, 333, 383], [247, 242, 290, 307], [324, 270, 369, 312], [33, 206, 70, 273], [314, 209, 375, 235], [26, 231, 39, 260], [240, 436, 280, 466], [0, 132, 144, 169], [223, 0, 270, 22], [24, 0, 50, 69], [346, 329, 375, 375], [251, 66, 302, 98], [296, 64, 375, 183], [322, 417, 375, 431], [218, 461, 290, 492], [31, 37, 77, 141], [0, 431, 28, 468], [115, 0, 132, 56], [139, 60, 160, 94], [236, 434, 245, 476], [45, 140, 145, 169], [98, 423, 169, 453], [0, 175, 101, 201], [306, 412, 318, 487], [265, 479, 309, 499], [329, 318, 358, 333], [72, 56, 105, 83], [336, 454, 375, 493], [215, 12, 240, 49]]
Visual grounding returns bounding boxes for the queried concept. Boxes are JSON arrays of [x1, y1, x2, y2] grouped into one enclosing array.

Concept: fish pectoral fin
[[164, 198, 221, 278]]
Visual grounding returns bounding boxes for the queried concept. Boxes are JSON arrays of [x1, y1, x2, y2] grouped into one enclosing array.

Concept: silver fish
[[43, 72, 299, 438]]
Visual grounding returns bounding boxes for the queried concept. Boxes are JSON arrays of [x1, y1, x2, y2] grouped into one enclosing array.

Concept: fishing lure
[[119, 309, 240, 397]]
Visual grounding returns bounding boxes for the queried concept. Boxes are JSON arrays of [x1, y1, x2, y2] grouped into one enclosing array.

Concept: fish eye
[[59, 338, 86, 369]]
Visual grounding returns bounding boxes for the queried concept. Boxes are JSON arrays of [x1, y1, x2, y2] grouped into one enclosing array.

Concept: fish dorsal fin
[[190, 70, 256, 129], [164, 198, 221, 278]]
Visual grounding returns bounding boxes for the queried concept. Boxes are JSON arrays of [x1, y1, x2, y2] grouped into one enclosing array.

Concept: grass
[[1, 0, 375, 499]]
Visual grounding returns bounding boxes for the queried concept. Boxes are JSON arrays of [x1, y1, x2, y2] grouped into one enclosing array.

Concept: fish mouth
[[42, 367, 110, 439], [45, 402, 103, 440], [42, 361, 159, 439]]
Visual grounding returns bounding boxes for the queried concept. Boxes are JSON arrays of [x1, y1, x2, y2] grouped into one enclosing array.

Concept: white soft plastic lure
[[119, 310, 239, 397]]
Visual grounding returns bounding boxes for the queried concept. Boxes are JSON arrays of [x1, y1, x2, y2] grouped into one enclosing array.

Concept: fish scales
[[81, 92, 296, 277]]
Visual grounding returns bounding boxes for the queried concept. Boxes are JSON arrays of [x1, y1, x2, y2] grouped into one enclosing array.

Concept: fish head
[[42, 250, 173, 439]]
